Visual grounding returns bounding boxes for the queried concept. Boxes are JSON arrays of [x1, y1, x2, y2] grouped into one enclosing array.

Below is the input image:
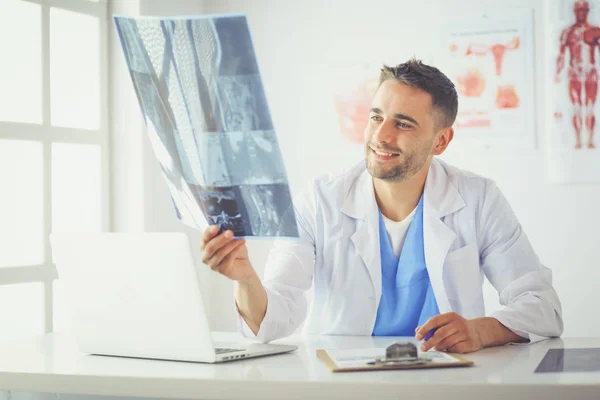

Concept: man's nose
[[372, 119, 395, 144]]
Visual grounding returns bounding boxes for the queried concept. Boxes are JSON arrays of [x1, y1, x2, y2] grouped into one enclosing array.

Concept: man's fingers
[[207, 239, 246, 270], [446, 340, 473, 354], [200, 225, 220, 250], [206, 239, 245, 270], [218, 244, 246, 272], [432, 331, 464, 352], [419, 324, 459, 352], [416, 312, 459, 340], [201, 230, 234, 262]]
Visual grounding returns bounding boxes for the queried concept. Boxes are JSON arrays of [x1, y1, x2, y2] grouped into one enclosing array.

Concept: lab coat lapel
[[340, 166, 382, 303], [423, 159, 466, 313]]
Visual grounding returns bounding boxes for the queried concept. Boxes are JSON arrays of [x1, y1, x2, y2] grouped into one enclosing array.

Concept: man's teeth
[[374, 149, 397, 156]]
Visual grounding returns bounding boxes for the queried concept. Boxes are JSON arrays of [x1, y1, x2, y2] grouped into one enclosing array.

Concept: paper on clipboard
[[317, 348, 473, 372]]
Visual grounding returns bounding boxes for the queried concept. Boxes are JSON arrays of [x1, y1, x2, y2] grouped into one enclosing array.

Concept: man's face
[[364, 80, 440, 182], [575, 1, 590, 23]]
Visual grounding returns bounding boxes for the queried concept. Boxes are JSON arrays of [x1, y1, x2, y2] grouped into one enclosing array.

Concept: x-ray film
[[114, 14, 299, 238]]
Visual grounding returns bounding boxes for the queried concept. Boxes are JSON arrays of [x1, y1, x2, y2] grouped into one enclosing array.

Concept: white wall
[[110, 0, 600, 337], [196, 0, 600, 337]]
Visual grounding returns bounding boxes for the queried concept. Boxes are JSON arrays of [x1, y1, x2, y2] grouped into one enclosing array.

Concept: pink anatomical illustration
[[456, 68, 486, 97], [465, 36, 520, 77], [464, 36, 521, 111], [445, 12, 533, 139], [495, 84, 520, 109], [555, 0, 599, 149], [333, 76, 378, 144]]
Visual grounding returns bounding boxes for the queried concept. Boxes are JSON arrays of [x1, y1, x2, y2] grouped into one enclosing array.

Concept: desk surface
[[0, 333, 599, 400]]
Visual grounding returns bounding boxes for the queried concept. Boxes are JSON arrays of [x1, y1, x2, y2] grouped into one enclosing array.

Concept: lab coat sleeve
[[479, 181, 563, 343], [236, 184, 317, 343]]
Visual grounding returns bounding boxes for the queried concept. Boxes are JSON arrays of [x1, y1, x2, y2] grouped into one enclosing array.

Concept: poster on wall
[[329, 63, 380, 145], [437, 9, 535, 149], [546, 0, 600, 183]]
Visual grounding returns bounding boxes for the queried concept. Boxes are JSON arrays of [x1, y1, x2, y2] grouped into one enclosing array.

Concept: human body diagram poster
[[438, 9, 535, 148], [114, 15, 299, 237], [547, 0, 600, 183]]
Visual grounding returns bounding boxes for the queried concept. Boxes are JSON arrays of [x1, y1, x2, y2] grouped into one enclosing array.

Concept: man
[[200, 59, 563, 354], [555, 0, 598, 149]]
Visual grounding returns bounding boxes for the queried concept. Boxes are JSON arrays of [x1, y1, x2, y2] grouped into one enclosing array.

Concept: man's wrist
[[472, 317, 526, 348], [235, 269, 261, 287], [233, 272, 267, 336], [471, 317, 497, 348]]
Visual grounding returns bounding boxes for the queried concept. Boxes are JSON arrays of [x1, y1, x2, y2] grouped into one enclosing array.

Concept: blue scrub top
[[372, 195, 440, 336]]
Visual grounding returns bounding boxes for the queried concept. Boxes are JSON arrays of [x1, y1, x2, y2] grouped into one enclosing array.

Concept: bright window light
[[0, 0, 42, 124], [0, 140, 44, 267], [52, 143, 102, 233], [50, 8, 100, 130]]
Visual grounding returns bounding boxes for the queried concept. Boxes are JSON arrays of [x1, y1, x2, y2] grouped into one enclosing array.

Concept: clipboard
[[316, 348, 474, 373]]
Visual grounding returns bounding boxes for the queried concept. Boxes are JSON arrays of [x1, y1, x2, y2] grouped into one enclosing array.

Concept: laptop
[[49, 232, 297, 363]]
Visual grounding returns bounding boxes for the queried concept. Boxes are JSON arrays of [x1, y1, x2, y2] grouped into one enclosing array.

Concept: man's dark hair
[[378, 58, 458, 129]]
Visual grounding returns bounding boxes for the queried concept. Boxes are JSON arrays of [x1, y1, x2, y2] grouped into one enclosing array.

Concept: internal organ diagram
[[456, 68, 486, 97], [495, 85, 519, 109], [463, 37, 521, 109], [333, 77, 377, 144], [466, 37, 520, 77]]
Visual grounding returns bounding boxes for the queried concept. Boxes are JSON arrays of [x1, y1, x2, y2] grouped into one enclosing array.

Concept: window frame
[[0, 0, 109, 334]]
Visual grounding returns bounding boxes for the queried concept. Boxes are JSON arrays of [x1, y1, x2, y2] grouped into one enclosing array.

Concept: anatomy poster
[[438, 9, 535, 147], [547, 0, 600, 183], [330, 63, 380, 144]]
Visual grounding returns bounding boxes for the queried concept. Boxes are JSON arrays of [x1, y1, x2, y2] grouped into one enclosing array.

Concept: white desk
[[0, 333, 599, 400]]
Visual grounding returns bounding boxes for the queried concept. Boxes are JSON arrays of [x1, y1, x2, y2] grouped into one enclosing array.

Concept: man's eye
[[397, 122, 412, 129], [370, 115, 381, 121]]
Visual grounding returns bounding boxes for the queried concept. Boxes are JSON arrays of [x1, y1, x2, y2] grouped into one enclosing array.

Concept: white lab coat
[[237, 158, 563, 343]]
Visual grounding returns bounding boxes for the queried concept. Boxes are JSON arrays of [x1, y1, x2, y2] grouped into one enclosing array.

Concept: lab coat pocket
[[442, 244, 481, 303]]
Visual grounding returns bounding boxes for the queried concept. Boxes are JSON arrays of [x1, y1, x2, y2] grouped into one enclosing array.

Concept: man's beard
[[364, 142, 423, 181]]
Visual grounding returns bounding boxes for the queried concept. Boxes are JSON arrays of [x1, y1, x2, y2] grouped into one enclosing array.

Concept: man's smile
[[370, 146, 400, 161]]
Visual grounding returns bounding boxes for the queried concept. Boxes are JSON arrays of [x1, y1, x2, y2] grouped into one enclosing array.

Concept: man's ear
[[432, 127, 454, 156]]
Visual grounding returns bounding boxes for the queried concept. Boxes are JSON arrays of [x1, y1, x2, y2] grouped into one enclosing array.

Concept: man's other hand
[[415, 312, 483, 354]]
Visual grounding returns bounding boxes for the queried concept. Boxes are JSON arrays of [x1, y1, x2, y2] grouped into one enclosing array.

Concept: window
[[0, 0, 109, 340]]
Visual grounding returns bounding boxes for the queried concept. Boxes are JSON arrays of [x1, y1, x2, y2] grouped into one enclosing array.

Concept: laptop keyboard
[[215, 347, 245, 354]]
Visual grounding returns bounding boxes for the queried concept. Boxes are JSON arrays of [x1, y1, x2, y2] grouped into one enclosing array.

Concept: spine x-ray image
[[114, 14, 299, 238]]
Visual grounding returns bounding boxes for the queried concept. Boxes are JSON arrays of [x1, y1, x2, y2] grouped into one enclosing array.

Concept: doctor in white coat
[[200, 58, 563, 354]]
